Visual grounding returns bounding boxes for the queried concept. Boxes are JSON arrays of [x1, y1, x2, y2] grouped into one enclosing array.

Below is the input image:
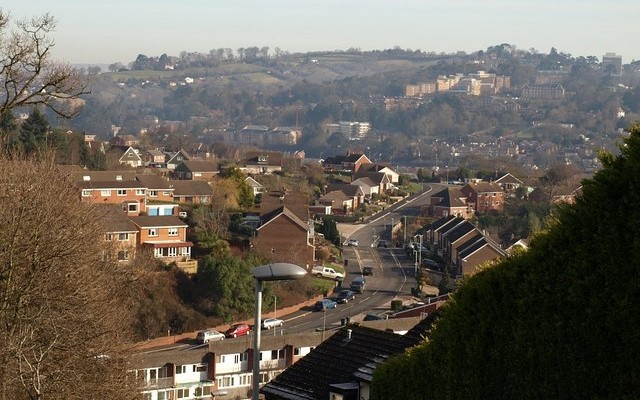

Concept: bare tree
[[0, 10, 89, 119], [0, 155, 138, 400]]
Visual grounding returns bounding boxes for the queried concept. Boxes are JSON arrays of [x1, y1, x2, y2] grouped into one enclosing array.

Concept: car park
[[362, 266, 374, 276], [347, 238, 359, 246], [314, 298, 337, 311], [224, 324, 251, 338], [262, 318, 284, 330], [196, 329, 225, 344], [335, 289, 356, 304]]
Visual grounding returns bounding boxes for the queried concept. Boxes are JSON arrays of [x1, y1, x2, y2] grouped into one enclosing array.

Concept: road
[[144, 183, 445, 348]]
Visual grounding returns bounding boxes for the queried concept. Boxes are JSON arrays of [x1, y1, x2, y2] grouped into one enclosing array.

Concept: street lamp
[[414, 234, 423, 276], [252, 263, 307, 400]]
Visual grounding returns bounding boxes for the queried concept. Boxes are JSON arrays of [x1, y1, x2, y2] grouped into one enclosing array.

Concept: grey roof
[[443, 220, 477, 243], [76, 180, 146, 190], [261, 317, 438, 400], [129, 215, 187, 228], [170, 180, 213, 196], [431, 187, 467, 208], [135, 174, 173, 190], [98, 204, 138, 233]]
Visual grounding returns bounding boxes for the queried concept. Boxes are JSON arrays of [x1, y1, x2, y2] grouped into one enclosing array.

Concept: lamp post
[[252, 263, 307, 400], [414, 234, 423, 274]]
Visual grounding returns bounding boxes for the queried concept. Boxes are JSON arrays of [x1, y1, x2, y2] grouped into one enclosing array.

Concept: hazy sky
[[2, 0, 638, 65]]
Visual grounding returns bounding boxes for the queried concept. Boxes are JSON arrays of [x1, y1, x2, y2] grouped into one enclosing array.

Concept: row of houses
[[131, 311, 441, 400]]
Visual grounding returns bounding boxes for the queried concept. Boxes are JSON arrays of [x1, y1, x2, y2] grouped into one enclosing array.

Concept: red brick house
[[460, 181, 505, 213], [77, 179, 147, 216], [429, 187, 473, 219]]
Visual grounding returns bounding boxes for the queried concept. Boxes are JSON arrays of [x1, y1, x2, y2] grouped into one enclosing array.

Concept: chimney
[[347, 329, 352, 340]]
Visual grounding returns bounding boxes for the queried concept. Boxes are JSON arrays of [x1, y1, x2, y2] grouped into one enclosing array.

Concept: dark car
[[314, 298, 337, 311], [336, 289, 356, 304], [377, 240, 388, 248], [362, 266, 374, 276], [421, 258, 439, 269], [224, 324, 251, 338]]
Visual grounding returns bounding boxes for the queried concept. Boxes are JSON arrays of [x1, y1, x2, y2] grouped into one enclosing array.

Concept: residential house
[[119, 146, 144, 168], [359, 163, 400, 184], [100, 204, 138, 264], [77, 179, 147, 216], [173, 160, 218, 181], [455, 235, 506, 276], [144, 149, 168, 168], [317, 190, 353, 215], [350, 176, 379, 197], [170, 180, 213, 204], [136, 174, 175, 203], [131, 331, 333, 400], [460, 181, 505, 213], [494, 172, 523, 193], [260, 191, 309, 222], [109, 134, 139, 149], [253, 206, 315, 268], [352, 171, 392, 194], [322, 153, 372, 173], [440, 220, 481, 265], [316, 183, 365, 214], [165, 149, 191, 171], [128, 216, 195, 272], [243, 151, 283, 175], [428, 187, 473, 219], [131, 347, 217, 400], [261, 316, 438, 400], [245, 176, 266, 197]]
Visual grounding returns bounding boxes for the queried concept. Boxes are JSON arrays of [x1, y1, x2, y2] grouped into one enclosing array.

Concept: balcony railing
[[140, 376, 173, 390]]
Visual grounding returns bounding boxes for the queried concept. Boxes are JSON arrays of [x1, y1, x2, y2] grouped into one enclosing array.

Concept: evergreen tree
[[19, 108, 50, 154], [372, 123, 640, 400]]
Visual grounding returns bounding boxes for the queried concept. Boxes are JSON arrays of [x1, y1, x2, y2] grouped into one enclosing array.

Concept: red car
[[225, 324, 251, 338]]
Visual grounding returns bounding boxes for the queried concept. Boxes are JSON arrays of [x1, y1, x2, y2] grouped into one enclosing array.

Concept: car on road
[[335, 289, 356, 304], [224, 324, 251, 338], [364, 312, 388, 321], [262, 318, 284, 330], [377, 240, 388, 248], [349, 276, 367, 293], [347, 238, 359, 246], [362, 265, 374, 276], [314, 298, 337, 311], [196, 329, 225, 344], [421, 258, 439, 269]]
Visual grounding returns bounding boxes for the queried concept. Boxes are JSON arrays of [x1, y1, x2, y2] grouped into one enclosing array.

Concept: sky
[[2, 0, 639, 65]]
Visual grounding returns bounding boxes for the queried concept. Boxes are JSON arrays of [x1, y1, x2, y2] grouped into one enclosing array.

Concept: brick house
[[173, 160, 218, 181], [428, 187, 473, 219], [77, 179, 147, 216], [456, 235, 506, 276], [460, 181, 505, 213], [100, 204, 138, 264], [128, 216, 195, 271], [170, 180, 213, 204], [253, 206, 314, 268]]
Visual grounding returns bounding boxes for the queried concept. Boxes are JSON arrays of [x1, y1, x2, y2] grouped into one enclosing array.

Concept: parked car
[[336, 289, 356, 304], [196, 329, 225, 344], [225, 324, 251, 338], [262, 318, 284, 330], [364, 312, 388, 321], [349, 276, 367, 293], [347, 238, 359, 246], [362, 266, 374, 276], [314, 298, 338, 311], [377, 240, 388, 248], [311, 266, 345, 281], [421, 258, 439, 269]]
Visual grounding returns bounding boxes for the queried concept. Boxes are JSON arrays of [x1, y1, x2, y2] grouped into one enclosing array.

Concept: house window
[[163, 190, 171, 196], [239, 374, 252, 386], [176, 365, 186, 374], [176, 388, 189, 398], [193, 364, 207, 372], [81, 189, 92, 197], [136, 189, 145, 196], [148, 228, 158, 237], [157, 391, 169, 400], [154, 248, 163, 258], [148, 190, 158, 197], [127, 203, 138, 213], [294, 348, 300, 356], [105, 233, 114, 241], [168, 247, 177, 257], [117, 189, 127, 196], [194, 387, 211, 397], [118, 233, 129, 241], [168, 227, 178, 236], [217, 376, 235, 388], [117, 251, 129, 261], [101, 190, 112, 197]]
